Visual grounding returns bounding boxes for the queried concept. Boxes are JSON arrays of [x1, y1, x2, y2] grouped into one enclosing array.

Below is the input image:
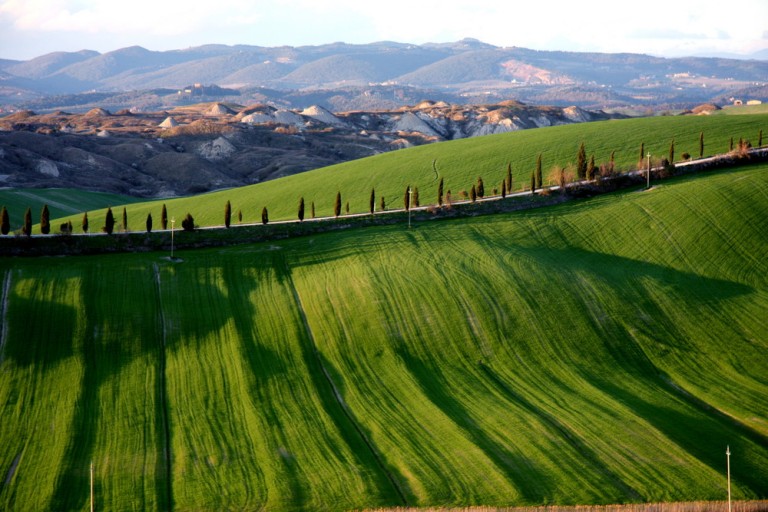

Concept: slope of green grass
[[1, 164, 767, 510], [0, 188, 140, 233], [49, 113, 768, 232]]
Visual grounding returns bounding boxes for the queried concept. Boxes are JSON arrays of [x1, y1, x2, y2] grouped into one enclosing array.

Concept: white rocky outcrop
[[301, 105, 345, 126], [197, 136, 236, 161], [206, 103, 235, 116], [36, 159, 60, 177], [273, 110, 304, 127], [563, 106, 591, 123], [159, 116, 178, 128], [391, 112, 442, 138]]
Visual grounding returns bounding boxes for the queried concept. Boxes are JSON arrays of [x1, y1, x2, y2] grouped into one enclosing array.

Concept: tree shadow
[[3, 261, 236, 511], [393, 344, 555, 504], [270, 254, 413, 506]]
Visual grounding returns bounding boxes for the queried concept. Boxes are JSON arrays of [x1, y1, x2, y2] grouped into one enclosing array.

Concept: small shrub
[[181, 213, 195, 232]]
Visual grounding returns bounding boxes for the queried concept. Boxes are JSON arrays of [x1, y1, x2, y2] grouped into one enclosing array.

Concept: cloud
[[0, 0, 766, 59], [0, 0, 262, 35]]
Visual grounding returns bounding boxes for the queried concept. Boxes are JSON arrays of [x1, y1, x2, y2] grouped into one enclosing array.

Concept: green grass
[[0, 188, 141, 233], [719, 104, 768, 115], [46, 114, 768, 233], [2, 164, 766, 510]]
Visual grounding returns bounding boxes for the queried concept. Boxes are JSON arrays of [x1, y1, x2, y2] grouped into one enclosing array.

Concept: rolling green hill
[[0, 188, 141, 233], [2, 163, 767, 511], [44, 113, 767, 234]]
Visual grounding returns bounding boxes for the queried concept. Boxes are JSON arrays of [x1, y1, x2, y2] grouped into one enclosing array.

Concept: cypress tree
[[23, 207, 32, 237], [639, 142, 645, 164], [238, 209, 242, 223], [298, 197, 305, 222], [146, 213, 153, 233], [104, 207, 115, 235], [161, 204, 168, 230], [1, 206, 9, 235], [311, 201, 316, 219], [345, 201, 350, 215], [122, 207, 128, 232], [334, 192, 341, 217], [759, 129, 763, 148], [729, 137, 734, 152], [530, 172, 536, 193], [576, 143, 586, 180], [413, 187, 420, 207], [476, 177, 484, 198], [699, 131, 704, 158], [370, 188, 376, 214], [505, 163, 512, 193], [610, 150, 616, 174], [470, 185, 477, 202], [437, 177, 444, 206], [380, 196, 386, 211], [40, 204, 50, 235], [535, 154, 543, 188], [501, 180, 507, 198], [669, 138, 675, 163], [224, 200, 231, 228], [82, 212, 89, 234], [261, 206, 269, 225]]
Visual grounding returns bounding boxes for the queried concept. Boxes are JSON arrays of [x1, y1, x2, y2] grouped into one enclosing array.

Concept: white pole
[[727, 445, 732, 512], [647, 153, 651, 189], [90, 461, 94, 512], [170, 217, 175, 259], [408, 187, 412, 229]]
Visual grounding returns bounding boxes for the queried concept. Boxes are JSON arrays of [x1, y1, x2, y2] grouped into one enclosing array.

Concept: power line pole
[[90, 461, 94, 512], [408, 187, 412, 229], [727, 445, 732, 512], [170, 217, 175, 260], [646, 152, 651, 189]]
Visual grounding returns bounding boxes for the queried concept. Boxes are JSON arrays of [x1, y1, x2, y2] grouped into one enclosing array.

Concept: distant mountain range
[[1, 39, 766, 112]]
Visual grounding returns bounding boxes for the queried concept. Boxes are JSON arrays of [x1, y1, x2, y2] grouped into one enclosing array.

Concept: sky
[[1, 0, 767, 61]]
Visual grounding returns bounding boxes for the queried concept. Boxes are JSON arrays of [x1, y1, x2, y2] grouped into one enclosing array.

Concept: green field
[[2, 163, 767, 511], [40, 113, 768, 233], [0, 188, 141, 232]]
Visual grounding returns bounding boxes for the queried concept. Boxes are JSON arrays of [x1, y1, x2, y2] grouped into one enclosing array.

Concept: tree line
[[2, 128, 762, 237]]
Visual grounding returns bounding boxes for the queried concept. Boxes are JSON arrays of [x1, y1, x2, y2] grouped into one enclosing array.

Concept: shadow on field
[[595, 377, 768, 497], [465, 235, 767, 496], [394, 345, 556, 503], [220, 255, 411, 508], [0, 265, 173, 511]]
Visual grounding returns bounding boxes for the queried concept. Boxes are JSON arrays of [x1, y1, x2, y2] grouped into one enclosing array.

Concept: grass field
[[39, 113, 768, 233], [1, 163, 766, 511], [0, 188, 141, 232]]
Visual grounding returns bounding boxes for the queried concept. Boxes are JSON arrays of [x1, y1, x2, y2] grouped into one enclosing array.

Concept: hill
[[1, 164, 766, 510], [0, 100, 620, 198], [37, 112, 768, 232], [1, 40, 766, 112]]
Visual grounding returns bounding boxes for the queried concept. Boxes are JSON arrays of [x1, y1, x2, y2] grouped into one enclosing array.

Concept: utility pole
[[646, 152, 651, 189], [727, 445, 732, 512], [90, 461, 94, 512], [170, 217, 175, 260], [408, 187, 413, 229]]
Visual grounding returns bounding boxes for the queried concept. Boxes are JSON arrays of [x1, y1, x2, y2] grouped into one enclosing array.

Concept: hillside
[[33, 112, 768, 232], [1, 164, 766, 510], [2, 39, 766, 112], [0, 100, 619, 197]]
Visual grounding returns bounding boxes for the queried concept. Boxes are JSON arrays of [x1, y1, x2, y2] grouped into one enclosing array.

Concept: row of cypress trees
[[3, 129, 762, 236]]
